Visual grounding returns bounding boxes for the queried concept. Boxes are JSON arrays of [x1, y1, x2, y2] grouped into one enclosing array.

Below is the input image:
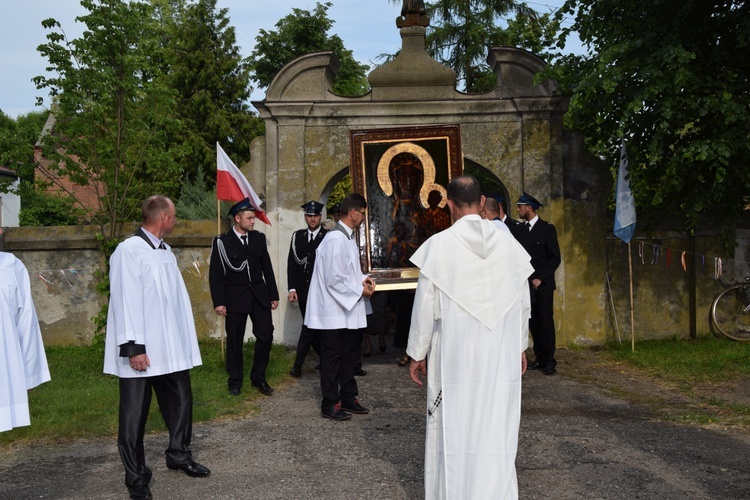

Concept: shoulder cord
[[216, 237, 252, 282], [290, 231, 307, 267]]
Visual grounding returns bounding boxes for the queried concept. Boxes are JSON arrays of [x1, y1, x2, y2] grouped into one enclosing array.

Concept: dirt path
[[1, 348, 749, 499]]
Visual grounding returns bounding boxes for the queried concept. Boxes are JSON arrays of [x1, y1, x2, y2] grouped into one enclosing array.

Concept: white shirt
[[308, 227, 321, 241], [141, 227, 164, 249], [524, 214, 539, 230]]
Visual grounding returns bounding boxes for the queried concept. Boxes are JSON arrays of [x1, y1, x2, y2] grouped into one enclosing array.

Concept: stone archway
[[319, 167, 350, 214], [464, 158, 512, 211], [253, 26, 611, 345]]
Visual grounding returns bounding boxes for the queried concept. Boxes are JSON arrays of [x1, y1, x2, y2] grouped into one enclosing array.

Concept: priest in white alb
[[0, 250, 51, 433], [407, 176, 534, 500]]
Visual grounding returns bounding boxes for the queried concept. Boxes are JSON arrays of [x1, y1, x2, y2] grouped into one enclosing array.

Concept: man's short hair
[[447, 175, 481, 208], [142, 195, 172, 224], [483, 197, 500, 215], [340, 193, 367, 215], [497, 198, 507, 214]]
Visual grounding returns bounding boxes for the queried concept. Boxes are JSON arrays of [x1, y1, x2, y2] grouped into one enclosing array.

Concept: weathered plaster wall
[[605, 230, 749, 341], [2, 222, 230, 346]]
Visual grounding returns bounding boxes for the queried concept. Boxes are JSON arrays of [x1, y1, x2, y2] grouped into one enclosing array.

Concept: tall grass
[[1, 340, 294, 446]]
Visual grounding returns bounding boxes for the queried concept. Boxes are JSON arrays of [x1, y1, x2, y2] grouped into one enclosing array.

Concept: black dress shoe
[[252, 381, 273, 395], [354, 368, 367, 376], [321, 404, 351, 421], [543, 366, 557, 375], [340, 399, 369, 414], [128, 484, 152, 500], [167, 460, 211, 477], [289, 367, 302, 378], [229, 388, 240, 396], [527, 361, 540, 370]]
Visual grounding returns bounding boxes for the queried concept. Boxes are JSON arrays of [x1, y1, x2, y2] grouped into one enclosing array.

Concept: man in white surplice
[[407, 176, 534, 500], [304, 193, 376, 421], [104, 196, 209, 500], [0, 250, 51, 433]]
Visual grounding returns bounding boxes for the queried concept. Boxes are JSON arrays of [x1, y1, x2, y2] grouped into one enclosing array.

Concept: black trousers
[[391, 291, 415, 348], [317, 328, 360, 411], [292, 299, 320, 370], [118, 370, 193, 487], [529, 289, 557, 368], [225, 303, 274, 390]]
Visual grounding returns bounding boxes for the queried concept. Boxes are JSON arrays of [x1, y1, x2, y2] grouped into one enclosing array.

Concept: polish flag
[[216, 142, 271, 225]]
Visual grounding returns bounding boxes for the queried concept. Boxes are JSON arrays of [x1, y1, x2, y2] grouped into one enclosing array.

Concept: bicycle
[[710, 277, 750, 341]]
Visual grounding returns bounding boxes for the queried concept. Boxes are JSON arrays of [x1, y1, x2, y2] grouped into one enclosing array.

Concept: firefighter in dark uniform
[[288, 200, 328, 377]]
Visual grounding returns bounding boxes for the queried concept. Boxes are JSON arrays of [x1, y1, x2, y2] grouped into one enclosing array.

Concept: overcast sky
[[0, 0, 576, 118]]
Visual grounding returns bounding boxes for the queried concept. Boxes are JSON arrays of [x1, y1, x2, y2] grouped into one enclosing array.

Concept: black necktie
[[158, 241, 166, 250], [525, 222, 531, 232], [308, 232, 313, 243], [241, 234, 247, 246]]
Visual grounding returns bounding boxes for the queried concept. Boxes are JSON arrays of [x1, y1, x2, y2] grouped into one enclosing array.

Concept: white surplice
[[0, 252, 51, 432], [492, 218, 512, 234], [103, 236, 202, 378], [304, 225, 370, 330], [406, 214, 534, 500]]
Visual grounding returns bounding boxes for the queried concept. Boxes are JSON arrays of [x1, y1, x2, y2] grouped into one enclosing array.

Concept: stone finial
[[397, 0, 429, 28]]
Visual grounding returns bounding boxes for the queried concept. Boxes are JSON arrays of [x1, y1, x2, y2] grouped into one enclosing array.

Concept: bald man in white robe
[[407, 176, 534, 500], [104, 196, 208, 500]]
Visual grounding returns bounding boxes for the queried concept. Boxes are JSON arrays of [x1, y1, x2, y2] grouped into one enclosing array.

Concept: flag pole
[[614, 138, 636, 351], [217, 197, 225, 360], [628, 240, 635, 352]]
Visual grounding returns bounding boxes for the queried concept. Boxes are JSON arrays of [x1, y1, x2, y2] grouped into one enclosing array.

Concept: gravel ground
[[1, 347, 749, 499]]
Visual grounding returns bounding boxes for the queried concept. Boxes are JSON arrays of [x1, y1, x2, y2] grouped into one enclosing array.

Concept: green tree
[[548, 0, 750, 233], [18, 191, 84, 226], [388, 1, 555, 93], [153, 0, 263, 181], [34, 0, 183, 241], [34, 0, 188, 336], [248, 2, 369, 96], [0, 110, 47, 189], [175, 167, 231, 220], [327, 175, 352, 209], [0, 109, 83, 226]]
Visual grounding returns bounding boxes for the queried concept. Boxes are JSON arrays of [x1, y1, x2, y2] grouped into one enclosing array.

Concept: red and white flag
[[216, 142, 270, 225]]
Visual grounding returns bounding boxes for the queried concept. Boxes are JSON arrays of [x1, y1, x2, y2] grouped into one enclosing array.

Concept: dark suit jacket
[[503, 216, 525, 239], [286, 227, 327, 303], [516, 218, 561, 291], [209, 229, 279, 313]]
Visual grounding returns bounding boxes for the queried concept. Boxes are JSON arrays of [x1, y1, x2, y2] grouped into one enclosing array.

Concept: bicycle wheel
[[710, 285, 750, 341]]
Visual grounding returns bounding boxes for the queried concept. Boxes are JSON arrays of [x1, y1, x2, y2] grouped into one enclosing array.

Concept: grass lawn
[[602, 335, 750, 426], [1, 339, 294, 447], [606, 335, 750, 384]]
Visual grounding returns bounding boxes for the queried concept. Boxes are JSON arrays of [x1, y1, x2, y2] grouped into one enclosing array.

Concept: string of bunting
[[32, 261, 203, 291], [633, 240, 748, 280]]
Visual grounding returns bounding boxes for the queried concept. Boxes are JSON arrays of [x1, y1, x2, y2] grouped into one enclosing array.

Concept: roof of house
[[0, 165, 19, 179]]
